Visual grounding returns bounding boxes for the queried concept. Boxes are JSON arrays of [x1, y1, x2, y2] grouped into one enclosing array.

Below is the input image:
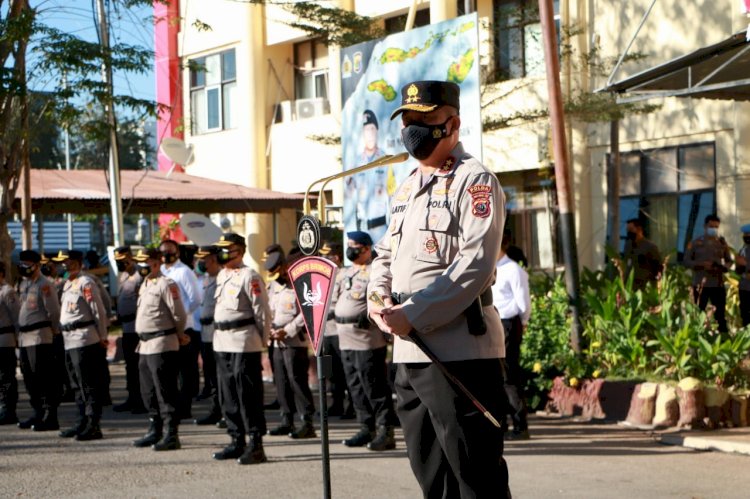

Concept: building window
[[294, 39, 329, 100], [615, 143, 716, 259], [189, 49, 236, 134], [384, 1, 473, 34], [493, 0, 559, 81]]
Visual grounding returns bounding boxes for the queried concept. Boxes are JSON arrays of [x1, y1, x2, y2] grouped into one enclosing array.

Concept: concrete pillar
[[430, 0, 457, 23]]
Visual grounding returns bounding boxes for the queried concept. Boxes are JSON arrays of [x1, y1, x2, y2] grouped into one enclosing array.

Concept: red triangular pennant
[[287, 256, 338, 355]]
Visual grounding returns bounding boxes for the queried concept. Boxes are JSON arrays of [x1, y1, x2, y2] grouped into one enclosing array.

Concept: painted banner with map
[[340, 14, 482, 249]]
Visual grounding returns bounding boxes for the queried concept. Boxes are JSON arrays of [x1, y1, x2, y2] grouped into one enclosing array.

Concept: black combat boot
[[194, 410, 222, 426], [133, 418, 163, 448], [76, 417, 103, 441], [0, 406, 18, 425], [32, 407, 59, 432], [212, 436, 245, 460], [152, 425, 181, 451], [267, 417, 293, 436], [59, 416, 88, 438], [367, 426, 395, 451], [343, 425, 375, 447], [17, 415, 41, 430], [289, 421, 316, 439], [237, 433, 268, 465]]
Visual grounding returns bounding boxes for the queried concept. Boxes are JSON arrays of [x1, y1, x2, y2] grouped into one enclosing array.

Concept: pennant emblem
[[287, 256, 338, 355]]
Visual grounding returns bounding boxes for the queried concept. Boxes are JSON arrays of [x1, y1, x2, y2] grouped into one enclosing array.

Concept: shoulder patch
[[250, 278, 262, 296], [168, 283, 180, 300], [467, 184, 492, 219], [83, 284, 94, 302], [41, 284, 51, 297]]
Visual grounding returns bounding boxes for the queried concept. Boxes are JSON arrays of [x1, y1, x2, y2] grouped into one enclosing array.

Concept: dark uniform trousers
[[0, 347, 18, 412], [695, 286, 728, 332], [739, 290, 750, 327], [395, 359, 510, 499], [215, 351, 266, 437], [139, 351, 180, 427], [501, 316, 528, 432], [321, 335, 347, 409], [122, 333, 141, 403], [20, 344, 59, 418], [66, 343, 106, 420], [342, 346, 396, 428], [177, 328, 201, 417], [200, 341, 218, 395], [53, 333, 72, 399], [272, 346, 315, 424]]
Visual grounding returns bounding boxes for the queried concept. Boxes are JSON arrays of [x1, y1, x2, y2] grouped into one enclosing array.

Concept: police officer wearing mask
[[193, 245, 222, 425], [265, 251, 317, 440], [684, 214, 732, 333], [113, 246, 146, 414], [337, 231, 397, 451], [211, 233, 271, 465], [159, 239, 202, 420], [735, 224, 750, 327], [0, 262, 20, 425], [52, 250, 109, 441], [16, 250, 62, 431], [132, 248, 189, 451], [368, 81, 509, 497]]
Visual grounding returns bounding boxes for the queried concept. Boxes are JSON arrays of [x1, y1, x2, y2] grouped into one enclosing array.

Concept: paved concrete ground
[[2, 364, 750, 498]]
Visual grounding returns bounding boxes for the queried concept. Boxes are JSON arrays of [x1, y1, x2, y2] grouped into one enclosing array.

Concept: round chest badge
[[424, 237, 439, 254], [297, 215, 321, 256]]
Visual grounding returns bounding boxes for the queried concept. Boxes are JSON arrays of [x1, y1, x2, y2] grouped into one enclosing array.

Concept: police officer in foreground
[[53, 250, 110, 440], [132, 249, 189, 451], [336, 231, 397, 451], [684, 214, 732, 332], [735, 224, 750, 327], [113, 246, 147, 414], [193, 245, 222, 425], [17, 250, 61, 431], [265, 252, 317, 440], [211, 233, 271, 465], [0, 262, 20, 425], [368, 81, 510, 497]]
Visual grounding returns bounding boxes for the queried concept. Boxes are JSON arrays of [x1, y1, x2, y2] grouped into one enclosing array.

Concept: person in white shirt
[[159, 240, 203, 421], [492, 233, 531, 440]]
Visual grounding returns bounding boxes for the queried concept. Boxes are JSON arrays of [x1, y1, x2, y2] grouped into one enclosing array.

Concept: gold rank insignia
[[405, 84, 420, 103], [432, 128, 443, 139]]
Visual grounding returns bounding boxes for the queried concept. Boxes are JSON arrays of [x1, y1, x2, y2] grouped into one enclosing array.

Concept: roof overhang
[[599, 30, 750, 103]]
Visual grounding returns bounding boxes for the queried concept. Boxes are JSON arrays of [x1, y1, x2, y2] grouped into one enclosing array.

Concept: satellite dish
[[160, 137, 195, 177], [180, 213, 223, 246]]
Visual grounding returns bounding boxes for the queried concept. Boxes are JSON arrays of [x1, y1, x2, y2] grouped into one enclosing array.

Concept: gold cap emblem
[[405, 84, 420, 103]]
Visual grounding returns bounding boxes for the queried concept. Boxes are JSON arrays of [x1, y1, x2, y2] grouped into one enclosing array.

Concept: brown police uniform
[[268, 279, 316, 431], [212, 265, 270, 441], [684, 234, 732, 332], [0, 283, 20, 423], [18, 274, 61, 427], [117, 269, 144, 410], [369, 134, 508, 496]]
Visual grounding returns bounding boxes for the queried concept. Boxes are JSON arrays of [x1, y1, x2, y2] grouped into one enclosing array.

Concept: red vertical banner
[[287, 257, 338, 355]]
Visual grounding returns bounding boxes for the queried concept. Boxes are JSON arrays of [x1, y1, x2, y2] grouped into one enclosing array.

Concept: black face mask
[[744, 235, 750, 245], [346, 246, 364, 262], [196, 261, 207, 274], [218, 249, 237, 263], [40, 264, 51, 276], [626, 231, 637, 241], [401, 117, 452, 160], [161, 252, 178, 264], [18, 263, 34, 278], [116, 261, 128, 272], [136, 263, 151, 277]]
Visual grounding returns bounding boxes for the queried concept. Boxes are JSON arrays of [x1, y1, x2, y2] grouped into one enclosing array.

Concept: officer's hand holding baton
[[369, 292, 414, 336]]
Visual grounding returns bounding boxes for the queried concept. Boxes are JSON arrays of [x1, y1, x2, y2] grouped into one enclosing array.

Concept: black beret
[[20, 250, 41, 263], [347, 231, 373, 246], [264, 251, 285, 271], [390, 80, 460, 120], [363, 109, 378, 128], [215, 233, 245, 247], [263, 243, 285, 258]]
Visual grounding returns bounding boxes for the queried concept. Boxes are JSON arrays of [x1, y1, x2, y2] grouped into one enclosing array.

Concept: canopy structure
[[600, 30, 750, 102], [16, 169, 307, 214]]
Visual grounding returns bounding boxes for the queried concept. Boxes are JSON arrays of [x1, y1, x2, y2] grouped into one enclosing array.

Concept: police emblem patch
[[424, 237, 439, 254], [297, 215, 321, 256], [467, 185, 492, 219]]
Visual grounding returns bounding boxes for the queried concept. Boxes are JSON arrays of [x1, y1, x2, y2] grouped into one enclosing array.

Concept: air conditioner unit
[[273, 100, 294, 123], [294, 98, 330, 120]]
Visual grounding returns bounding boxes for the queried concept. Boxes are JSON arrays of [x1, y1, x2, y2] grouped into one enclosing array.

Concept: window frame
[[189, 48, 237, 135]]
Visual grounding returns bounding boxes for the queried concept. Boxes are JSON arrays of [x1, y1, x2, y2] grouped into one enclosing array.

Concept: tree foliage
[[284, 2, 384, 47]]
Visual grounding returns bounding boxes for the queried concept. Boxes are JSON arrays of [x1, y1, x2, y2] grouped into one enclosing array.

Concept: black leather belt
[[215, 317, 256, 331], [138, 328, 177, 341], [19, 321, 52, 333], [118, 313, 136, 323], [327, 311, 335, 321], [391, 287, 492, 336], [0, 325, 15, 335], [367, 216, 386, 229], [60, 320, 96, 332], [200, 317, 214, 326], [335, 315, 360, 325], [391, 288, 493, 307]]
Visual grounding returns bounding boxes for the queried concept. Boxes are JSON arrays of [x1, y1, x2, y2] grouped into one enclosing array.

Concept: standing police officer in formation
[[17, 250, 61, 431], [194, 245, 222, 425], [53, 250, 110, 441], [113, 246, 146, 414], [368, 81, 510, 497], [210, 233, 271, 464], [684, 214, 733, 332], [0, 262, 20, 425], [336, 231, 397, 451], [159, 239, 202, 420], [265, 252, 317, 439], [132, 249, 189, 451]]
